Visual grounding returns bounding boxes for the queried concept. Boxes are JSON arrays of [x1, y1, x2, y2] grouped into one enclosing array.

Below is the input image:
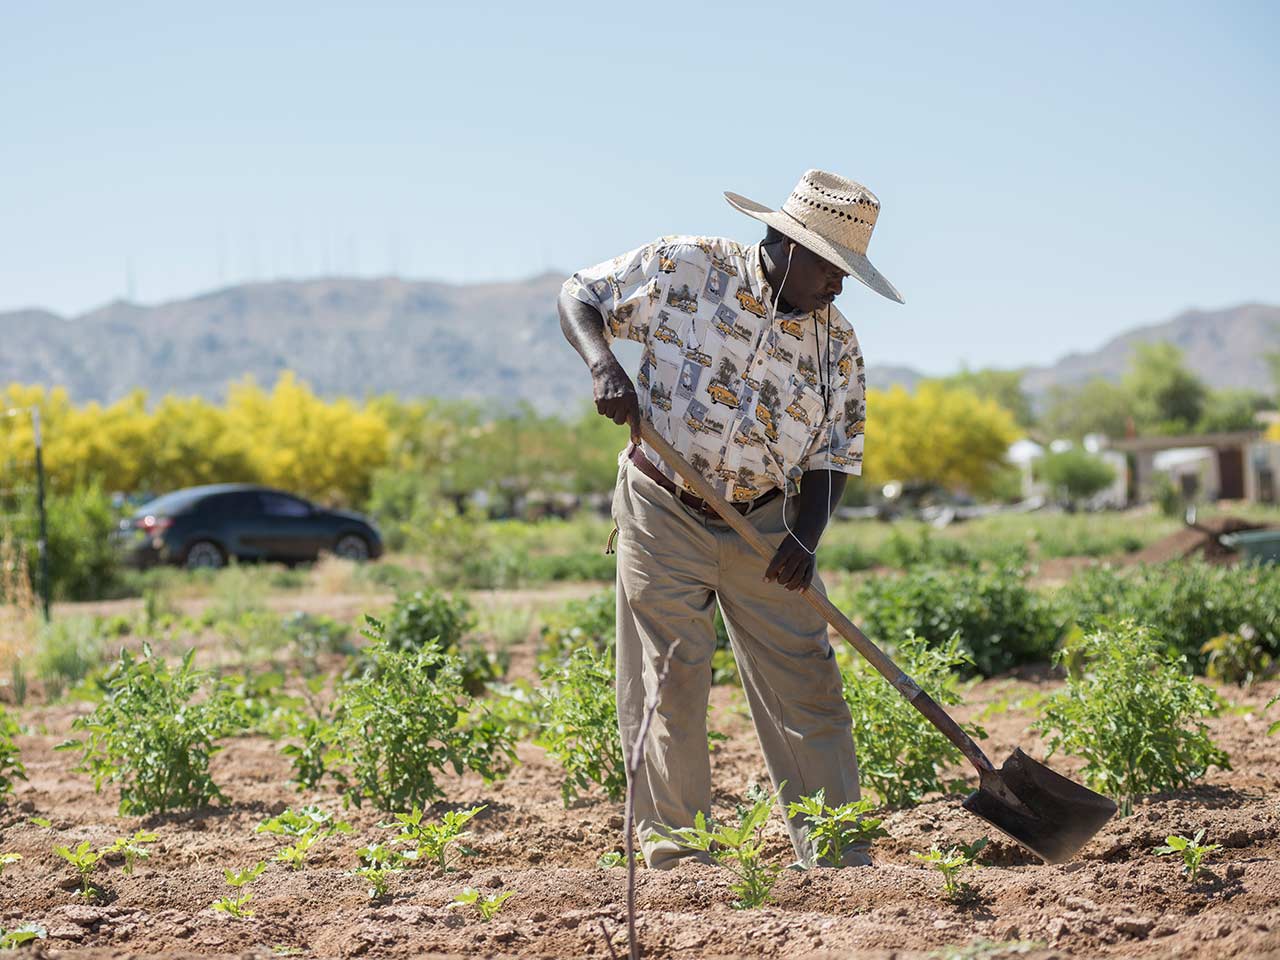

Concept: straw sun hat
[[725, 169, 904, 304]]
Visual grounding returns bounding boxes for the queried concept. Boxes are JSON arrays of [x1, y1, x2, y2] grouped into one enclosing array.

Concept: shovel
[[636, 422, 1117, 863]]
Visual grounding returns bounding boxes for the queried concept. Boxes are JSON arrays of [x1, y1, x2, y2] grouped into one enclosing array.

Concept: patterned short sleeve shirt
[[563, 235, 866, 502]]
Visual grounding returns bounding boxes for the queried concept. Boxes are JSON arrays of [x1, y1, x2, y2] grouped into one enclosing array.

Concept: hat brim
[[724, 191, 904, 304]]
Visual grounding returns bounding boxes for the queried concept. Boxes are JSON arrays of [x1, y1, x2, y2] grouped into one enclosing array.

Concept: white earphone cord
[[768, 245, 838, 559]]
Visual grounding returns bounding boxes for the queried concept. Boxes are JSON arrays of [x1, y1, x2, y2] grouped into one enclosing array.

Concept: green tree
[[1123, 343, 1207, 435], [1041, 377, 1134, 441], [1038, 448, 1116, 507], [930, 368, 1035, 429], [1197, 389, 1269, 434]]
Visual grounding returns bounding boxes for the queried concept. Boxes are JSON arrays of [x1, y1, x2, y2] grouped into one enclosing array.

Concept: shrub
[[379, 589, 498, 695], [838, 631, 987, 808], [538, 590, 615, 666], [310, 617, 515, 810], [537, 646, 623, 804], [281, 611, 354, 663], [1060, 561, 1280, 670], [1035, 620, 1230, 815], [56, 643, 244, 814], [11, 484, 120, 602], [1037, 449, 1116, 507], [0, 707, 25, 802], [32, 617, 109, 700], [853, 564, 1061, 676]]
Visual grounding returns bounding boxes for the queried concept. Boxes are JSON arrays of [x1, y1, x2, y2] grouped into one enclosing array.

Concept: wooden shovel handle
[[636, 421, 996, 776]]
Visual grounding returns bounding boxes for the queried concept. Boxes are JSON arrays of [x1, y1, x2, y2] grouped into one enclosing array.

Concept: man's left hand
[[764, 529, 817, 591]]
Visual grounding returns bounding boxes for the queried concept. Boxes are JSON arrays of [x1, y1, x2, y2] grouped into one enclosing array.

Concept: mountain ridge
[[2, 278, 1275, 412]]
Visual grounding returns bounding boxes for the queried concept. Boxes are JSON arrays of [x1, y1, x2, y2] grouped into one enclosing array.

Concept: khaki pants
[[612, 457, 865, 869]]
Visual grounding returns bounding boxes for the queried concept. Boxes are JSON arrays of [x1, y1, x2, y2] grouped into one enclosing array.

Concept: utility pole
[[32, 407, 50, 621]]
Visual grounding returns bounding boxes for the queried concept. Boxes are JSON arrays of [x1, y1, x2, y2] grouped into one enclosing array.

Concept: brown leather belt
[[628, 443, 781, 518]]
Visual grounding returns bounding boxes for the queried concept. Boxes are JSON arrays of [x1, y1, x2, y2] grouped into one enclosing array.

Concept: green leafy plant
[[0, 707, 25, 802], [537, 645, 623, 804], [1200, 626, 1273, 686], [101, 830, 158, 875], [381, 803, 485, 869], [786, 789, 888, 867], [0, 923, 45, 950], [597, 851, 625, 869], [668, 789, 782, 909], [0, 853, 21, 874], [256, 805, 350, 870], [1035, 620, 1230, 815], [310, 618, 515, 810], [56, 643, 244, 814], [1268, 693, 1280, 737], [256, 805, 351, 838], [537, 590, 615, 667], [912, 839, 987, 901], [850, 563, 1061, 677], [449, 887, 514, 921], [210, 861, 267, 918], [837, 631, 987, 808], [350, 844, 404, 899], [1061, 560, 1280, 671], [1155, 829, 1219, 882], [53, 841, 103, 899]]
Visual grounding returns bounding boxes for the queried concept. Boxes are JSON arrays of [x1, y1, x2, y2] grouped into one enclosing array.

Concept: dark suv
[[114, 483, 384, 569]]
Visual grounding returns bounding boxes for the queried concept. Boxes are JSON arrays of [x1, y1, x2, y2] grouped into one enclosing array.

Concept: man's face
[[781, 241, 848, 314]]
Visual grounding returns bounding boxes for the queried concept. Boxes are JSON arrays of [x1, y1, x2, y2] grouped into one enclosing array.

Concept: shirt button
[[755, 358, 763, 366]]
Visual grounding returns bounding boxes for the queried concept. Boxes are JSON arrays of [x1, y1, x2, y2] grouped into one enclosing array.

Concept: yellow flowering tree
[[863, 383, 1019, 496]]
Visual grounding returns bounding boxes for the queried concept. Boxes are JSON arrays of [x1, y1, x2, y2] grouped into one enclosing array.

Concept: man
[[557, 170, 903, 869]]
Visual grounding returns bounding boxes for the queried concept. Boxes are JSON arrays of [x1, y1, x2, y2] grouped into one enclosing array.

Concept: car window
[[199, 492, 261, 518], [260, 493, 312, 517]]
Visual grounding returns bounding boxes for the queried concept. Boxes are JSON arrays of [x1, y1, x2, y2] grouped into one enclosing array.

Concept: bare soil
[[2, 593, 1278, 960]]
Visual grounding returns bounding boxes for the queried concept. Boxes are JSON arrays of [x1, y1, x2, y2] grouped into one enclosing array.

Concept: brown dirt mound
[[1127, 516, 1269, 567]]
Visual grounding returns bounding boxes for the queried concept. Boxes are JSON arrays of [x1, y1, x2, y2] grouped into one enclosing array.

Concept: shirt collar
[[751, 241, 811, 321]]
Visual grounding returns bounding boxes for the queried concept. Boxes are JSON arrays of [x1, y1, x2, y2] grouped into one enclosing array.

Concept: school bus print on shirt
[[667, 283, 698, 314]]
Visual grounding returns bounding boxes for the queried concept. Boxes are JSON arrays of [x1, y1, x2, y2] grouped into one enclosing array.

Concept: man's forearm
[[792, 470, 847, 547], [558, 288, 616, 374]]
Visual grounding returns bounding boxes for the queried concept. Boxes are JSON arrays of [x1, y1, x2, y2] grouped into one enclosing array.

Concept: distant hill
[[0, 279, 1274, 412], [1021, 303, 1279, 396]]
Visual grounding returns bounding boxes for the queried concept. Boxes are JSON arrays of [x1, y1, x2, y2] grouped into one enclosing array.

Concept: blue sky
[[2, 1, 1276, 375]]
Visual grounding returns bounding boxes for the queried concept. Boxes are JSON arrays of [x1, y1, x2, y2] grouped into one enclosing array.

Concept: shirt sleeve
[[800, 322, 865, 477], [560, 240, 665, 346]]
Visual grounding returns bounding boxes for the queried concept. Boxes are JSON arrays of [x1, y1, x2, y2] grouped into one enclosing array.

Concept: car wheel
[[334, 534, 370, 562], [184, 540, 226, 570]]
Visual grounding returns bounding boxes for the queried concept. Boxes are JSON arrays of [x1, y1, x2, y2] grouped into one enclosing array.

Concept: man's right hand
[[591, 356, 641, 442]]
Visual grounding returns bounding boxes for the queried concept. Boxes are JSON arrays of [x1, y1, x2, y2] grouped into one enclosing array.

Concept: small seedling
[[256, 805, 351, 838], [668, 788, 783, 909], [786, 789, 888, 866], [211, 861, 267, 918], [0, 853, 20, 875], [54, 841, 103, 899], [1155, 829, 1219, 882], [1267, 693, 1279, 737], [102, 830, 159, 875], [273, 832, 319, 871], [28, 817, 52, 829], [0, 923, 46, 950], [597, 851, 625, 869], [381, 803, 486, 869], [449, 887, 514, 921], [912, 839, 987, 901], [350, 844, 403, 900]]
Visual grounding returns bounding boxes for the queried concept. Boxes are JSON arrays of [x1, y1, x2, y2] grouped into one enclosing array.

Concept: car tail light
[[134, 515, 173, 534]]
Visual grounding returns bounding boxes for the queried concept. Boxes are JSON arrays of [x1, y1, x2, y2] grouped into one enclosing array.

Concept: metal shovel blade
[[962, 748, 1117, 864]]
